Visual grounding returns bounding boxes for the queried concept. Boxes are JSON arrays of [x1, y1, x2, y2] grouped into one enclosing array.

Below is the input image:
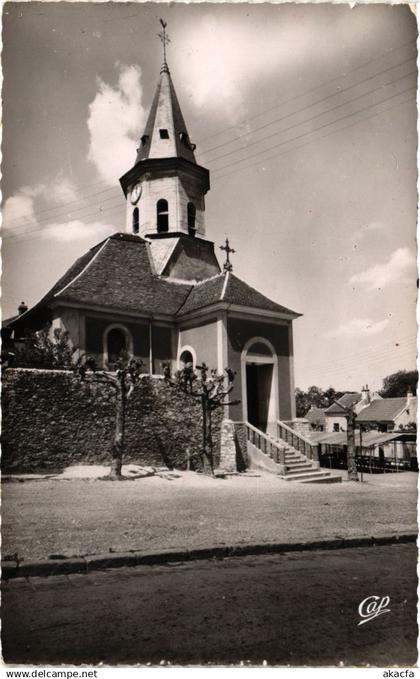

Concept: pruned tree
[[75, 351, 144, 479], [164, 362, 239, 475]]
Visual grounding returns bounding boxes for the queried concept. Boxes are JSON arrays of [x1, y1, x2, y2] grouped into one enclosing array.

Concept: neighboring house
[[4, 49, 301, 433], [324, 386, 382, 433], [356, 391, 417, 433], [305, 407, 326, 431]]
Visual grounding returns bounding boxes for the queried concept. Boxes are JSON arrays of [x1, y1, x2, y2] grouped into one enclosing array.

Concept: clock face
[[130, 183, 142, 204]]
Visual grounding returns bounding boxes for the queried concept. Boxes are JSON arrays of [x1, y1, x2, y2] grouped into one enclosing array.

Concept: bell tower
[[119, 21, 210, 242]]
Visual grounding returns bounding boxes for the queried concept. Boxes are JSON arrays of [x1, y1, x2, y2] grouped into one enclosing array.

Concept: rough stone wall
[[233, 422, 248, 471], [2, 369, 222, 473]]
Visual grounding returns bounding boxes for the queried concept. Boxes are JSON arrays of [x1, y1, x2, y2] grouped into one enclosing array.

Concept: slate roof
[[10, 234, 300, 326], [324, 393, 361, 415], [356, 397, 414, 423], [178, 271, 300, 317]]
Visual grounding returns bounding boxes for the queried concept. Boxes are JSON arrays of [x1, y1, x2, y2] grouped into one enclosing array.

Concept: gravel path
[[2, 470, 417, 560]]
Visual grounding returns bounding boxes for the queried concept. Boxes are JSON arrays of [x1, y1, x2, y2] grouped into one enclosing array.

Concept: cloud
[[48, 177, 78, 204], [3, 178, 79, 232], [349, 247, 416, 290], [41, 220, 114, 243], [87, 63, 146, 185], [174, 11, 369, 123], [3, 192, 37, 226], [326, 318, 390, 338], [353, 220, 385, 241], [3, 180, 115, 243]]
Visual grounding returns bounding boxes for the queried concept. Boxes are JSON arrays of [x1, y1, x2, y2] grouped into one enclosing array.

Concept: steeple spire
[[135, 31, 198, 164], [158, 19, 170, 74]]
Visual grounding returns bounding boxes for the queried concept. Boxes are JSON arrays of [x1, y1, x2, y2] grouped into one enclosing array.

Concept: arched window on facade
[[132, 207, 139, 234], [179, 349, 194, 369], [187, 202, 196, 236], [157, 199, 169, 232], [106, 327, 128, 366]]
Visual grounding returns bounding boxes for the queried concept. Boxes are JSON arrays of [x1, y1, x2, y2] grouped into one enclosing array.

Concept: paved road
[[2, 544, 417, 666]]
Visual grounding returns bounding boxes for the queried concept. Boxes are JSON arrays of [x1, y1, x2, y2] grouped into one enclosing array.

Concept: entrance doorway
[[241, 338, 279, 433], [246, 363, 274, 431]]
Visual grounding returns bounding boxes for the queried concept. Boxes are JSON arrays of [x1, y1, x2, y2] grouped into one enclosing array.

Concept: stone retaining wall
[[2, 369, 224, 473]]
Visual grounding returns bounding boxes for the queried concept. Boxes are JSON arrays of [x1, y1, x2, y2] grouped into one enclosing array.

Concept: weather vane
[[220, 238, 236, 273], [157, 19, 171, 70]]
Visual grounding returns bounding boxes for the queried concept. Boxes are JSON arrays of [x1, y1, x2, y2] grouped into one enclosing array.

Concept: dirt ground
[[2, 543, 417, 666], [2, 469, 417, 560]]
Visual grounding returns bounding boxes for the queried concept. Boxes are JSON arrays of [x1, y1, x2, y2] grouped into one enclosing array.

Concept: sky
[[2, 2, 418, 392]]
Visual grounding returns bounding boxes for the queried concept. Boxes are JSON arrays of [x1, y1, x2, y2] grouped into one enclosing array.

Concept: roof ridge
[[220, 270, 229, 300], [192, 272, 225, 288]]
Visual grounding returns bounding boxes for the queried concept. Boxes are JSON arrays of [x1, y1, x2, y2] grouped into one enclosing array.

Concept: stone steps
[[249, 424, 342, 484], [282, 470, 335, 482], [273, 433, 342, 484]]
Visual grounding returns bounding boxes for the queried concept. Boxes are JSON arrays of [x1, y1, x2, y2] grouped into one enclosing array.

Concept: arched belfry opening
[[132, 207, 139, 234], [187, 202, 196, 236], [157, 199, 169, 232], [241, 338, 279, 432]]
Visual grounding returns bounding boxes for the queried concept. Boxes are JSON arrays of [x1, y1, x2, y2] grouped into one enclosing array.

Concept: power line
[[4, 204, 124, 243], [5, 48, 415, 232], [195, 40, 416, 145], [205, 69, 415, 169], [6, 89, 414, 243], [296, 330, 417, 367], [6, 194, 124, 237], [296, 351, 417, 390], [4, 185, 120, 227], [12, 74, 413, 236], [199, 57, 415, 159], [297, 343, 417, 379], [211, 87, 415, 181], [4, 51, 416, 243]]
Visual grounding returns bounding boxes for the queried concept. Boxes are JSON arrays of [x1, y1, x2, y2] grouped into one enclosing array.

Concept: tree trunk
[[201, 397, 214, 475], [110, 384, 126, 479], [347, 410, 359, 482]]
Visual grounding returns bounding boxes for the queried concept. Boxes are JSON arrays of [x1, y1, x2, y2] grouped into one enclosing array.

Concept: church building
[[6, 38, 301, 432]]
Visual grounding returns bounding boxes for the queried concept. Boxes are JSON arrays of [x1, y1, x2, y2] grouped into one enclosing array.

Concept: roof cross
[[220, 238, 236, 273], [157, 19, 171, 71]]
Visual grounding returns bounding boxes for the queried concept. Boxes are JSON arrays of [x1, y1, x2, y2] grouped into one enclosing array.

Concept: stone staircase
[[280, 444, 341, 484], [245, 421, 341, 484]]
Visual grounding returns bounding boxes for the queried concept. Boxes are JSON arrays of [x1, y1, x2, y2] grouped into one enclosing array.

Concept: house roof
[[324, 393, 361, 415], [178, 271, 300, 317], [309, 430, 415, 447], [9, 234, 300, 326], [356, 397, 415, 423]]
